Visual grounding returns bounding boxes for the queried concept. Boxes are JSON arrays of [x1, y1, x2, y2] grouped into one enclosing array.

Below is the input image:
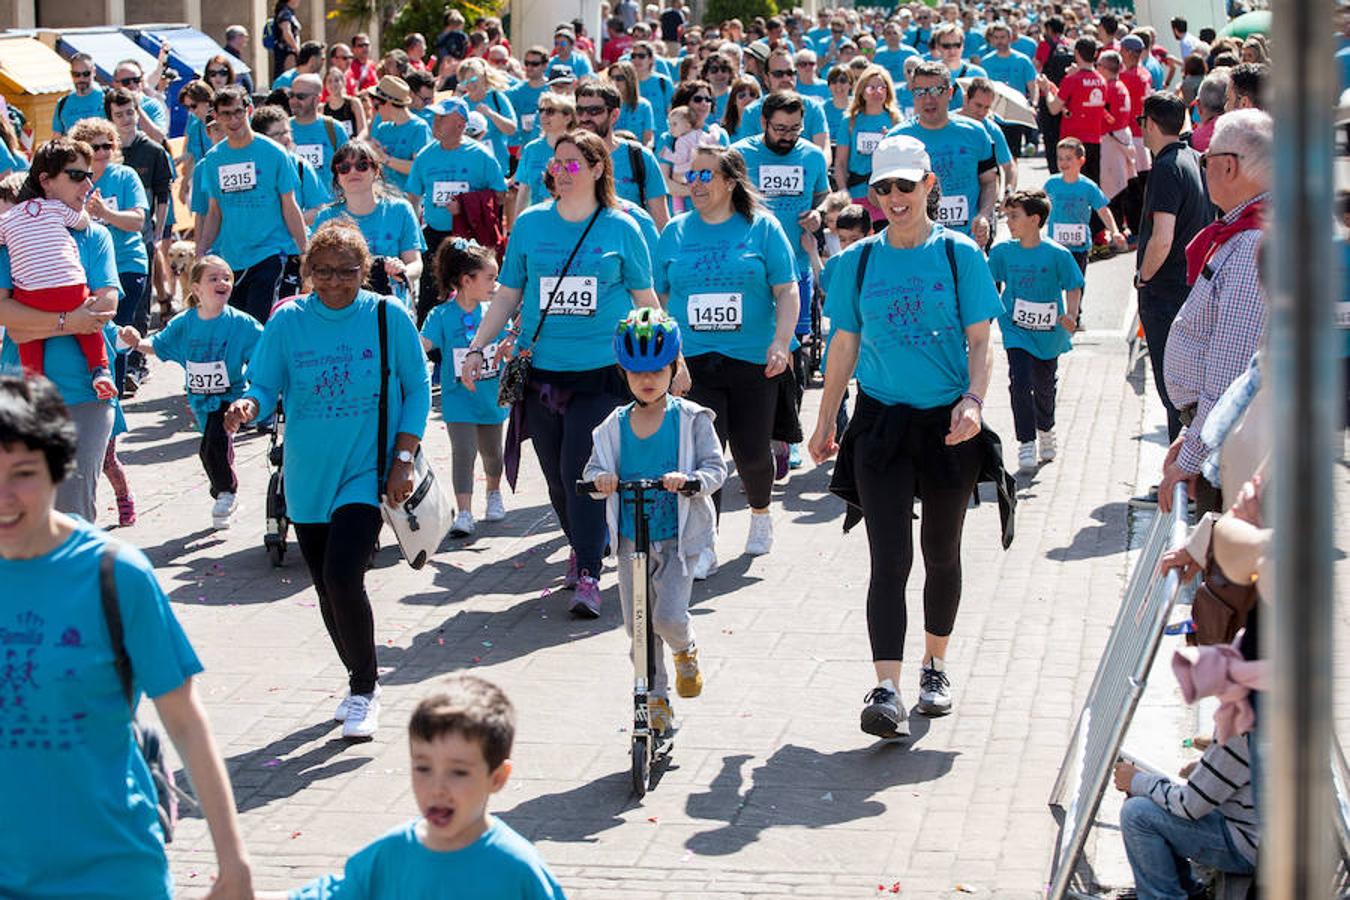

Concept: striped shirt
[[0, 199, 87, 290], [1130, 731, 1259, 863]]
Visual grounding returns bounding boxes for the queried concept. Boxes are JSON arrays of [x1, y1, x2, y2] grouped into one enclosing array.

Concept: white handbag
[[377, 299, 452, 569]]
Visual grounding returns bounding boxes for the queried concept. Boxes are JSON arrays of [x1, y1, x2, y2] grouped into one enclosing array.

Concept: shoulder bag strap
[[322, 115, 338, 150], [376, 298, 389, 496], [944, 235, 960, 321], [627, 142, 647, 207], [854, 239, 874, 296], [98, 543, 135, 709], [528, 207, 602, 351]]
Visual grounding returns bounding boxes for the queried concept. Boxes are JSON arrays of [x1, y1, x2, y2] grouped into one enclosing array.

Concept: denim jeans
[[1120, 795, 1254, 900], [1005, 348, 1058, 443]]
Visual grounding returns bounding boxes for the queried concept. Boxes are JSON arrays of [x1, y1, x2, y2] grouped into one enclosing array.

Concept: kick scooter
[[577, 477, 700, 797]]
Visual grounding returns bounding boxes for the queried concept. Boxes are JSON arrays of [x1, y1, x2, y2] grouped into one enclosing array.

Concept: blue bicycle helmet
[[613, 308, 682, 372]]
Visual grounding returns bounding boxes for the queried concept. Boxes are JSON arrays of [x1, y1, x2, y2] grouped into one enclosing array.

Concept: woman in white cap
[[808, 135, 1002, 741]]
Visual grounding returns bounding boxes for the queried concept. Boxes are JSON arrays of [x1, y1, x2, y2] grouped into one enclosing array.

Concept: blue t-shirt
[[639, 73, 675, 119], [52, 87, 107, 133], [141, 95, 169, 134], [186, 114, 212, 161], [732, 135, 830, 272], [290, 817, 565, 900], [198, 135, 301, 269], [0, 141, 28, 177], [946, 63, 988, 110], [874, 44, 920, 82], [796, 80, 833, 104], [293, 153, 329, 212], [0, 519, 202, 900], [273, 68, 299, 90], [1043, 174, 1109, 252], [1013, 36, 1039, 59], [617, 200, 660, 262], [242, 291, 431, 523], [552, 50, 592, 77], [1341, 240, 1350, 358], [149, 305, 263, 427], [370, 116, 434, 193], [823, 99, 850, 146], [618, 398, 679, 542], [887, 116, 995, 236], [506, 81, 549, 147], [311, 197, 426, 259], [93, 163, 150, 275], [981, 50, 1038, 96], [475, 90, 518, 163], [842, 111, 902, 199], [514, 136, 554, 208], [617, 98, 656, 141], [988, 238, 1085, 359], [498, 202, 652, 372], [1145, 55, 1166, 89], [655, 211, 797, 365], [421, 299, 510, 425], [980, 116, 1013, 165], [291, 117, 349, 204], [743, 94, 829, 142], [0, 224, 121, 407], [611, 141, 668, 208], [406, 140, 509, 232], [828, 226, 1003, 407]]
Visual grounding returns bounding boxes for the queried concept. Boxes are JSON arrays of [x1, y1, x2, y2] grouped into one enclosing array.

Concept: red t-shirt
[[1119, 65, 1151, 137], [346, 61, 378, 95], [602, 34, 634, 65], [1058, 68, 1108, 143], [1101, 78, 1131, 135]]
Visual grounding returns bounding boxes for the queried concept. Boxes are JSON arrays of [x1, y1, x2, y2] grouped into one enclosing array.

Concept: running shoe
[[1017, 441, 1037, 472], [745, 512, 773, 556], [569, 573, 601, 618], [122, 370, 140, 397], [450, 510, 476, 538], [335, 684, 381, 722], [91, 369, 118, 400], [1038, 429, 1057, 462], [116, 494, 137, 527], [211, 492, 238, 530], [917, 658, 952, 717], [648, 696, 675, 737], [341, 691, 380, 741], [562, 551, 580, 590], [483, 490, 507, 522], [860, 680, 909, 738], [788, 444, 803, 469], [772, 441, 789, 480], [692, 546, 718, 581], [673, 645, 703, 698]]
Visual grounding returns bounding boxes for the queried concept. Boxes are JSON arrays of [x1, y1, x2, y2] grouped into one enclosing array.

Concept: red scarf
[[1184, 199, 1264, 286]]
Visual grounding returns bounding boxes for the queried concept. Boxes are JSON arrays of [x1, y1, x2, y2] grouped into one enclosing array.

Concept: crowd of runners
[[0, 0, 1336, 896]]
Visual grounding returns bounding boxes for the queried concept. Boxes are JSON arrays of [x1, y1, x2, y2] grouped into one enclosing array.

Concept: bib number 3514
[[1011, 299, 1058, 332], [540, 276, 598, 316]]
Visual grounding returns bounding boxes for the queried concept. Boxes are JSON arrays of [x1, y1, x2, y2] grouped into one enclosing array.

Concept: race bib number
[[687, 292, 743, 331], [295, 144, 325, 169], [855, 131, 883, 155], [432, 181, 471, 206], [340, 120, 354, 137], [936, 195, 969, 227], [1336, 302, 1350, 329], [186, 360, 230, 394], [521, 113, 537, 132], [453, 342, 501, 379], [758, 164, 804, 197], [1011, 299, 1059, 332], [218, 161, 257, 193], [539, 276, 598, 316], [1053, 223, 1088, 246]]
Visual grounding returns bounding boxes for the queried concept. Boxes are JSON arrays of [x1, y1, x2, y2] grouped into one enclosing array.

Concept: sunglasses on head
[[548, 158, 584, 175], [872, 177, 919, 195], [683, 169, 715, 184], [64, 168, 94, 182], [335, 159, 373, 174]]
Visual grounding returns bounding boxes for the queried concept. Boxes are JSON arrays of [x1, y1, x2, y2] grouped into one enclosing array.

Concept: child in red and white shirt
[[0, 195, 116, 398]]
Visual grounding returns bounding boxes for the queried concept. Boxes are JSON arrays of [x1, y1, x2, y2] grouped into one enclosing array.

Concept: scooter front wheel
[[631, 735, 650, 797]]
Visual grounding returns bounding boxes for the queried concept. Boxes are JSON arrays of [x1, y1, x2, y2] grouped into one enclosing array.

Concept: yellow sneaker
[[673, 646, 703, 698], [648, 696, 675, 736]]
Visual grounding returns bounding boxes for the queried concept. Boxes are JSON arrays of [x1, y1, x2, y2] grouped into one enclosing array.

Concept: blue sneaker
[[788, 444, 803, 469]]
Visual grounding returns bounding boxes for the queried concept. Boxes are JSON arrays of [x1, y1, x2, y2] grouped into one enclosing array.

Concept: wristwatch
[[395, 449, 415, 465]]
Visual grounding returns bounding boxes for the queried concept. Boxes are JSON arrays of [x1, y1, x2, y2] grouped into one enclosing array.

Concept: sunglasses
[[576, 104, 608, 116], [89, 142, 114, 153], [912, 85, 948, 97], [353, 41, 370, 48], [769, 69, 795, 78], [683, 169, 715, 184], [64, 168, 94, 182], [71, 70, 92, 78], [207, 67, 231, 77], [335, 159, 373, 174], [525, 58, 546, 66], [117, 76, 142, 86], [872, 177, 919, 195], [538, 107, 564, 116], [736, 88, 757, 99], [310, 265, 363, 280], [333, 54, 352, 61], [291, 92, 316, 101], [796, 60, 816, 67], [707, 65, 730, 73], [691, 94, 713, 103], [939, 41, 964, 49], [548, 158, 584, 175], [631, 52, 651, 59]]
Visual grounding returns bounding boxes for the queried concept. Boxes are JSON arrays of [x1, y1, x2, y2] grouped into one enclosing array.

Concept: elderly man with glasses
[[111, 60, 169, 145], [52, 54, 105, 136]]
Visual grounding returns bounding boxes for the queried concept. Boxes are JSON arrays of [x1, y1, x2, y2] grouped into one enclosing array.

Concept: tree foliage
[[702, 0, 778, 27]]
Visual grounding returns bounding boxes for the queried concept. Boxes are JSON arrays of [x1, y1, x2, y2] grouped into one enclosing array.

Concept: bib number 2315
[[218, 161, 257, 193], [540, 276, 598, 316]]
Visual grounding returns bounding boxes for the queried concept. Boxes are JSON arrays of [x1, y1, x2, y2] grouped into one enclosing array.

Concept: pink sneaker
[[116, 494, 137, 527], [569, 573, 601, 618], [561, 551, 579, 590], [92, 369, 118, 400]]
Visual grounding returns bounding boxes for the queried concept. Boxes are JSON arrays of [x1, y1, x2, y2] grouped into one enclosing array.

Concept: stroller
[[263, 405, 289, 567]]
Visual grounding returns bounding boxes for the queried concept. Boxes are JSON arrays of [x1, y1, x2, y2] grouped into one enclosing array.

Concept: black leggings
[[294, 504, 383, 695], [852, 410, 981, 661], [686, 353, 779, 514]]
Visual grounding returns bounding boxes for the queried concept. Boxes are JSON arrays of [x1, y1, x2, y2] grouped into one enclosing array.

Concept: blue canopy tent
[[125, 25, 251, 139], [51, 26, 159, 96]]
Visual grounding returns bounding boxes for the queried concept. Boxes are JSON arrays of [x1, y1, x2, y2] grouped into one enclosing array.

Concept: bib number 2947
[[540, 276, 598, 316]]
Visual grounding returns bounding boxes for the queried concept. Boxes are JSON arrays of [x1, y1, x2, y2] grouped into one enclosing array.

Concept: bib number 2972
[[540, 276, 598, 316], [186, 360, 230, 394]]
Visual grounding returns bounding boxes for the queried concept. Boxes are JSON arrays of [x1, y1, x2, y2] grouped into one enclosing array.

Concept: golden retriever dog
[[165, 240, 196, 320]]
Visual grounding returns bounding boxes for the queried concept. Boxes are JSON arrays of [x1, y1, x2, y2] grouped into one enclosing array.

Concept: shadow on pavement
[[497, 769, 640, 842], [1045, 501, 1130, 562]]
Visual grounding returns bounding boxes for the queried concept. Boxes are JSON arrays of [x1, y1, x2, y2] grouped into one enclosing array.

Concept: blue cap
[[429, 96, 470, 119]]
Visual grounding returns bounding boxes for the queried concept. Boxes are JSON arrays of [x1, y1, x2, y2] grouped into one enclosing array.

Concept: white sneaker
[[341, 691, 380, 741], [335, 684, 381, 722], [211, 492, 238, 529], [1038, 429, 1057, 462], [692, 546, 718, 581], [483, 490, 507, 522], [917, 658, 952, 717], [450, 510, 476, 537], [745, 512, 773, 556], [1017, 441, 1037, 472], [861, 679, 909, 738]]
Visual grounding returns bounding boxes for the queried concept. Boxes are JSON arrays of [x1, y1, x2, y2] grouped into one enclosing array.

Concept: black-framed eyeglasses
[[310, 265, 363, 280], [1199, 151, 1240, 170], [117, 76, 142, 86], [217, 107, 248, 119], [684, 169, 716, 184], [207, 67, 231, 77], [291, 92, 317, 101], [64, 168, 94, 182], [525, 58, 546, 66], [766, 122, 802, 136], [872, 177, 919, 195]]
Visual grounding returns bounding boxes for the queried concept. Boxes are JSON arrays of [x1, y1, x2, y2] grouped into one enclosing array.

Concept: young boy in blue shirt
[[988, 189, 1085, 472], [1042, 137, 1126, 312], [279, 676, 565, 900], [584, 309, 727, 737]]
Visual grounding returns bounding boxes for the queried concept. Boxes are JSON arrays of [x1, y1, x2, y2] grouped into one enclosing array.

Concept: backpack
[[1041, 40, 1074, 86], [262, 18, 277, 50], [625, 140, 648, 207], [98, 544, 181, 844]]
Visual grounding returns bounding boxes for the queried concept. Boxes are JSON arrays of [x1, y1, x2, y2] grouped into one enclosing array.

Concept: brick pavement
[[93, 303, 1157, 899]]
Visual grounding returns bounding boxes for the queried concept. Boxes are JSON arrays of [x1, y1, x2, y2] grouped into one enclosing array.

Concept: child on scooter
[[583, 309, 727, 737]]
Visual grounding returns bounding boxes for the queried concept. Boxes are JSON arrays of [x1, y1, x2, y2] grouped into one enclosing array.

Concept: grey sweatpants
[[58, 401, 114, 524], [616, 536, 697, 699], [445, 421, 504, 497]]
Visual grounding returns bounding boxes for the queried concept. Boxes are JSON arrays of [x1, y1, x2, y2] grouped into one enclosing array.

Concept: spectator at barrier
[[1157, 109, 1271, 517], [1188, 70, 1230, 153]]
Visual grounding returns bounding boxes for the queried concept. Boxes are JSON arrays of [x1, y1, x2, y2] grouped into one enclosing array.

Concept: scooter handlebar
[[576, 478, 701, 496]]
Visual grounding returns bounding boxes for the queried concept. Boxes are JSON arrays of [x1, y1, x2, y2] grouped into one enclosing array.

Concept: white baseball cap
[[869, 135, 931, 185]]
